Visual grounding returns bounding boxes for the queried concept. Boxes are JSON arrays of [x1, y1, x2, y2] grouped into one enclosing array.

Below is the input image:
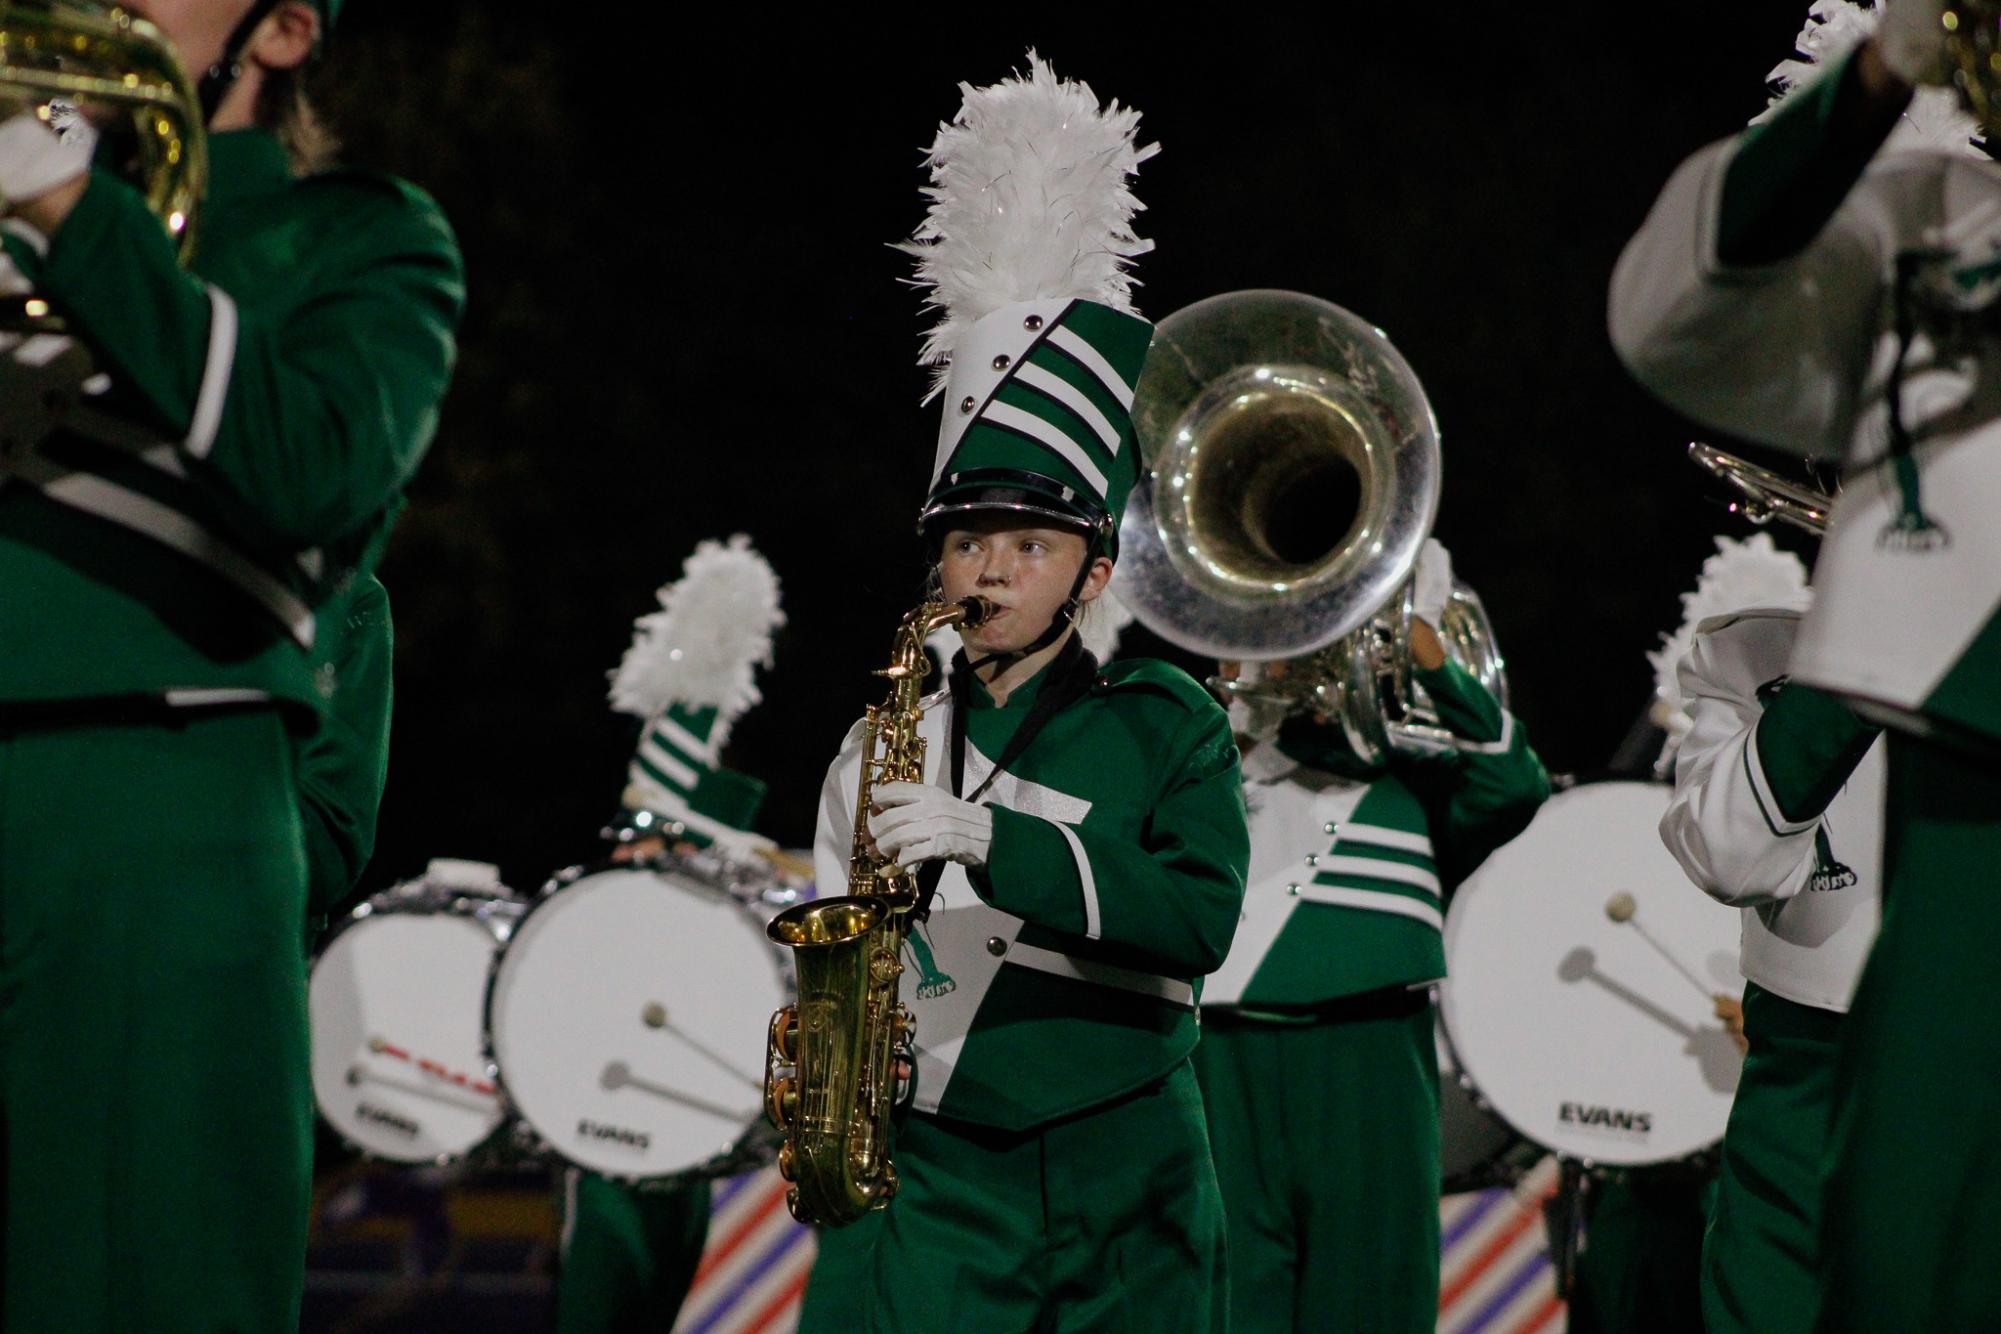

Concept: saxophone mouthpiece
[[958, 596, 995, 628]]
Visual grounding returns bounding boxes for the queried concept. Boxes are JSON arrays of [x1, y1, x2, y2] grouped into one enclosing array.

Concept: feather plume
[[608, 535, 784, 748], [901, 50, 1158, 400], [1758, 1, 1983, 158], [1649, 533, 1811, 764]]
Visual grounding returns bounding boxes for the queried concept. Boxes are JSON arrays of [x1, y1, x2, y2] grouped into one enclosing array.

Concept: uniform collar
[[206, 129, 294, 204], [964, 654, 1057, 712]]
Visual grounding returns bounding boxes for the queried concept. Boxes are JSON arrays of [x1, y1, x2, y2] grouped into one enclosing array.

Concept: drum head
[[310, 909, 510, 1164], [486, 866, 787, 1179], [1440, 781, 1745, 1167]]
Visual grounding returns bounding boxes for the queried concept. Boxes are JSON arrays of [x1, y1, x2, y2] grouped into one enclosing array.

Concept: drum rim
[[480, 857, 797, 1185], [1436, 777, 1733, 1172], [309, 876, 528, 1168]]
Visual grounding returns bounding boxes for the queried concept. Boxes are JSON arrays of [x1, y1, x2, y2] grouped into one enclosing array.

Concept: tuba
[[762, 594, 991, 1227], [1118, 289, 1506, 764], [0, 0, 206, 266]]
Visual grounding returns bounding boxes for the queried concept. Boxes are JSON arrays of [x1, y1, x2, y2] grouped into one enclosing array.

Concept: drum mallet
[[1604, 892, 1716, 1001]]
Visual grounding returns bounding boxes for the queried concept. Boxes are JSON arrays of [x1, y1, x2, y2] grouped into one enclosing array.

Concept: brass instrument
[[762, 594, 991, 1227], [1118, 289, 1506, 764], [1689, 441, 1831, 536], [0, 1, 206, 261], [1944, 2, 2001, 132]]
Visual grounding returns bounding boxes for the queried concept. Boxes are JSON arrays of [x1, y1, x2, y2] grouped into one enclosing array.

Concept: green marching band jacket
[[812, 656, 1251, 1133], [1203, 658, 1549, 1011], [0, 128, 463, 714]]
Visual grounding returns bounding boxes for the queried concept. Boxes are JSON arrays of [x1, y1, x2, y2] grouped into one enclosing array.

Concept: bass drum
[[1434, 1011, 1529, 1193], [309, 860, 525, 1164], [484, 858, 794, 1181], [1439, 781, 1745, 1168]]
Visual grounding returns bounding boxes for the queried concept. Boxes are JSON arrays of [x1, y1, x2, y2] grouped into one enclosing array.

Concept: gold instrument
[[763, 594, 992, 1227], [0, 0, 206, 260], [1118, 288, 1507, 764], [1689, 441, 1831, 536]]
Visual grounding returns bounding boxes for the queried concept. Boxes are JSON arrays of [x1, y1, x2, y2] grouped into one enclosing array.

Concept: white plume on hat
[[1650, 533, 1811, 764], [900, 50, 1159, 401], [608, 534, 784, 749], [1758, 1, 1984, 157]]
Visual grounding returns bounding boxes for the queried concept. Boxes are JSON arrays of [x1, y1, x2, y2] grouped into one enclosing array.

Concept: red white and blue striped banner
[[678, 1155, 1565, 1333], [672, 1168, 813, 1334], [1439, 1155, 1564, 1334]]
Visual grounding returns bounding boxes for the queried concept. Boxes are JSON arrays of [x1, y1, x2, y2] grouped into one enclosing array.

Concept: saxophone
[[762, 595, 990, 1226]]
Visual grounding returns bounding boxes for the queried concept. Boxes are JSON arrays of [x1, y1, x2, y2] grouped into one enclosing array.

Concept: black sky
[[316, 6, 1825, 893]]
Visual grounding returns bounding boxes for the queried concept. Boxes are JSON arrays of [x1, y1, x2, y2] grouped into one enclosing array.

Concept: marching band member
[[559, 536, 786, 1334], [1656, 535, 1884, 1334], [797, 55, 1249, 1332], [0, 0, 462, 1326], [1195, 538, 1548, 1334], [1610, 2, 2001, 1324]]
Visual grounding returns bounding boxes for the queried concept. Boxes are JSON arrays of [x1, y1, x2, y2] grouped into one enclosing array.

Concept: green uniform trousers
[[1817, 736, 2001, 1333], [555, 1171, 710, 1333], [797, 1060, 1226, 1333], [1702, 983, 1842, 1334], [1566, 1174, 1711, 1334], [1189, 996, 1438, 1334], [0, 708, 310, 1333]]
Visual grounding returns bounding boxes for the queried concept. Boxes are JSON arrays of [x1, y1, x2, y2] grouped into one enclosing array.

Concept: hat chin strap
[[963, 557, 1094, 679], [198, 0, 285, 123]]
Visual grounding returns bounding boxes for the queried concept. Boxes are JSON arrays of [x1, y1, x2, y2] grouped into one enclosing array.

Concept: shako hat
[[903, 53, 1158, 554], [607, 535, 785, 848]]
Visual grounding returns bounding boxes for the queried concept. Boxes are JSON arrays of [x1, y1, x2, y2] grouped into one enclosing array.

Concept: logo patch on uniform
[[907, 926, 956, 999]]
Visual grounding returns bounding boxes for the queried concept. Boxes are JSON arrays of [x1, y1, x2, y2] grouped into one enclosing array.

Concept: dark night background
[[312, 6, 1825, 899]]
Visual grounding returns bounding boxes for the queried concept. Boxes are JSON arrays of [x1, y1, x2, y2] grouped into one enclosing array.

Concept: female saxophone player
[[795, 55, 1249, 1332]]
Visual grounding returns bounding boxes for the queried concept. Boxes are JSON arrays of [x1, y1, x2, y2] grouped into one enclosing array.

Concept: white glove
[[0, 111, 95, 212], [869, 781, 993, 874], [1411, 538, 1454, 629], [1877, 0, 1950, 87]]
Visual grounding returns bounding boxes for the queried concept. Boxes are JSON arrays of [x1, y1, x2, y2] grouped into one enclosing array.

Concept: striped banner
[[678, 1155, 1565, 1333], [1439, 1156, 1565, 1334]]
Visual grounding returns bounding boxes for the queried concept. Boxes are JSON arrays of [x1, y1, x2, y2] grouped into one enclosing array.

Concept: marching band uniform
[[0, 2, 463, 1325], [1194, 543, 1549, 1334], [1611, 5, 2001, 1325], [300, 572, 396, 935], [556, 537, 785, 1334], [1661, 590, 1884, 1334], [798, 57, 1249, 1332]]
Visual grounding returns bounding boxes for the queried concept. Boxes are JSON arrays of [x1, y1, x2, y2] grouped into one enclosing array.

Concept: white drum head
[[1440, 781, 1745, 1167], [310, 908, 510, 1163], [486, 866, 787, 1179]]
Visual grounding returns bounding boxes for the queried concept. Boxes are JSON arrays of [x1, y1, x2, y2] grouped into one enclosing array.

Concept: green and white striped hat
[[608, 535, 784, 848], [903, 53, 1157, 550]]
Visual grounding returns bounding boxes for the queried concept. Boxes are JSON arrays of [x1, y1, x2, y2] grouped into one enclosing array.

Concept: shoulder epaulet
[[1091, 657, 1220, 714]]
